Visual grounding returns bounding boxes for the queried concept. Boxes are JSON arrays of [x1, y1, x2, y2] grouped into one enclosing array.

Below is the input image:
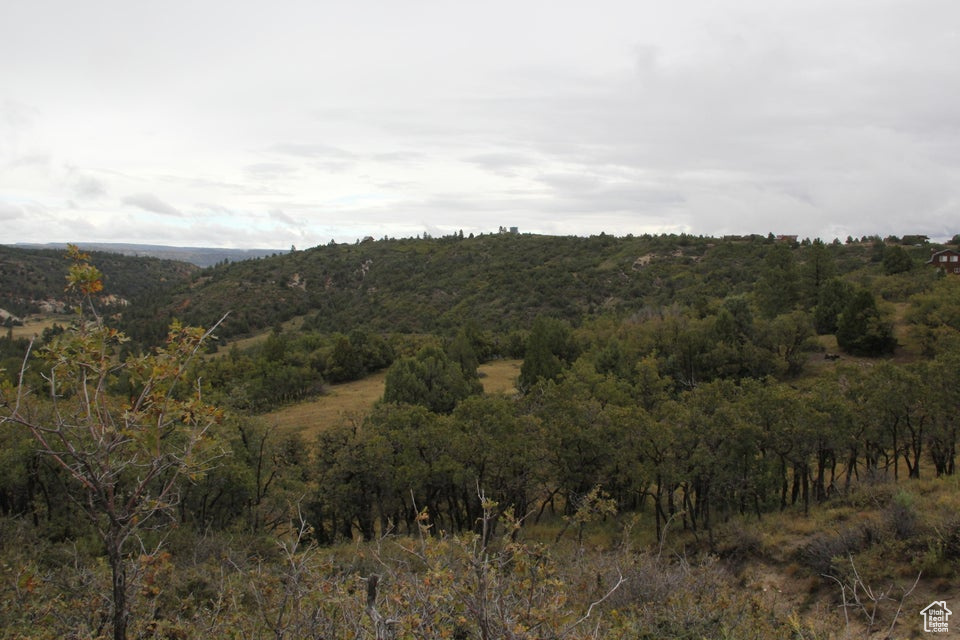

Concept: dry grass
[[213, 316, 309, 354], [478, 359, 520, 395], [262, 359, 521, 439], [726, 476, 960, 634], [8, 315, 72, 339], [261, 370, 387, 438]]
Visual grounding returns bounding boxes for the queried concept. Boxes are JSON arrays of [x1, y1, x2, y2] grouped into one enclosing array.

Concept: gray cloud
[[534, 172, 603, 194], [159, 174, 252, 192], [0, 199, 23, 220], [198, 202, 235, 215], [372, 151, 425, 164], [373, 179, 421, 191], [4, 1, 960, 246], [8, 153, 49, 168], [73, 175, 107, 199], [269, 209, 298, 226], [533, 171, 686, 213], [121, 193, 183, 217], [463, 152, 536, 176]]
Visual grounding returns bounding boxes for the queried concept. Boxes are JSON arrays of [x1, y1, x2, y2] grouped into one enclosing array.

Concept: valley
[[2, 233, 959, 639]]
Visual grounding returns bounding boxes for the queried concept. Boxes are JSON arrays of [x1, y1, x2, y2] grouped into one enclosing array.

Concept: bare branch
[[560, 570, 626, 637], [886, 570, 922, 638]]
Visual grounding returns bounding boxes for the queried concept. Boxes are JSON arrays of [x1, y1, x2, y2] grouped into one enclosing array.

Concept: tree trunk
[[107, 540, 128, 640], [845, 448, 858, 490], [779, 456, 789, 511], [365, 575, 398, 640]]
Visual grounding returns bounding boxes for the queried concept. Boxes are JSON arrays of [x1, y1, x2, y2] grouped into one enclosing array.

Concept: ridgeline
[[112, 232, 936, 346]]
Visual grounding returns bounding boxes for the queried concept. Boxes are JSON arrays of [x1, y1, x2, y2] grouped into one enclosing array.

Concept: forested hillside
[[0, 244, 196, 320], [10, 242, 288, 268], [118, 232, 936, 346], [2, 233, 960, 639]]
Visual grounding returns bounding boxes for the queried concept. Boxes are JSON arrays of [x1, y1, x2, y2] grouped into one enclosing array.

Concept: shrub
[[797, 524, 876, 575]]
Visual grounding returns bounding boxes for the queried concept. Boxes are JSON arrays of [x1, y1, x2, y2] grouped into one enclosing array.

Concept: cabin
[[927, 249, 960, 274]]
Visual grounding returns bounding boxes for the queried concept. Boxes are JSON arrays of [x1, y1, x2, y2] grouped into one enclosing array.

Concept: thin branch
[[886, 571, 921, 638], [822, 573, 850, 628], [161, 312, 230, 407], [560, 570, 626, 637], [8, 337, 37, 415]]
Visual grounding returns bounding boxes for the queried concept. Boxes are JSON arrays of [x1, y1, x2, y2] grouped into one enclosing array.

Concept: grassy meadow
[[8, 315, 71, 339], [262, 359, 521, 437]]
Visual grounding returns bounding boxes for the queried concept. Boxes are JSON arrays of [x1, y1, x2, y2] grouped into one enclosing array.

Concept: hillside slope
[[122, 233, 900, 343], [10, 242, 288, 267], [0, 245, 196, 320]]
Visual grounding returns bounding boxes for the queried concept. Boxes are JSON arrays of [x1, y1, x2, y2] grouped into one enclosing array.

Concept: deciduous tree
[[0, 246, 226, 640]]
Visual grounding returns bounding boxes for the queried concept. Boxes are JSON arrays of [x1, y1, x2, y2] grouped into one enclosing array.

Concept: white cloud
[[1, 0, 959, 246], [267, 143, 355, 159], [464, 152, 537, 177]]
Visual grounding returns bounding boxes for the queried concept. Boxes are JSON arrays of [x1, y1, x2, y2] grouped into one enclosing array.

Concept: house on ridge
[[927, 249, 960, 274]]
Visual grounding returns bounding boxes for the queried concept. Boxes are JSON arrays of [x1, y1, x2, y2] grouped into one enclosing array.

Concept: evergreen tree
[[518, 316, 576, 391], [755, 244, 800, 318], [382, 345, 482, 413], [836, 288, 896, 356], [814, 278, 854, 335], [447, 329, 480, 379], [801, 239, 836, 307], [882, 244, 913, 275]]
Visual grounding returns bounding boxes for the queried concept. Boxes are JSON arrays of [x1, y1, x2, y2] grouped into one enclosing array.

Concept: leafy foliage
[[1, 249, 224, 640], [193, 328, 394, 412], [906, 275, 960, 355], [813, 277, 853, 334]]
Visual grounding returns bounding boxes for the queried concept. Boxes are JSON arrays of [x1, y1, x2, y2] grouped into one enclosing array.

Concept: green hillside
[[3, 232, 960, 639], [0, 244, 196, 320], [120, 232, 932, 345], [10, 242, 288, 267]]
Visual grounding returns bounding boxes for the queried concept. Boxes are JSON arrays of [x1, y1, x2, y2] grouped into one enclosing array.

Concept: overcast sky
[[2, 0, 959, 248]]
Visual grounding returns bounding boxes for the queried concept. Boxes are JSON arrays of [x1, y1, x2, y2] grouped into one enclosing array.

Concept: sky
[[2, 0, 959, 249]]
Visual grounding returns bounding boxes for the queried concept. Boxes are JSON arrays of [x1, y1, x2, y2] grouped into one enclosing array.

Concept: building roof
[[927, 249, 960, 264]]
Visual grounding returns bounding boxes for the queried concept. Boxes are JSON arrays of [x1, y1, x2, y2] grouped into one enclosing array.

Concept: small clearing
[[9, 315, 72, 339], [262, 359, 521, 438]]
